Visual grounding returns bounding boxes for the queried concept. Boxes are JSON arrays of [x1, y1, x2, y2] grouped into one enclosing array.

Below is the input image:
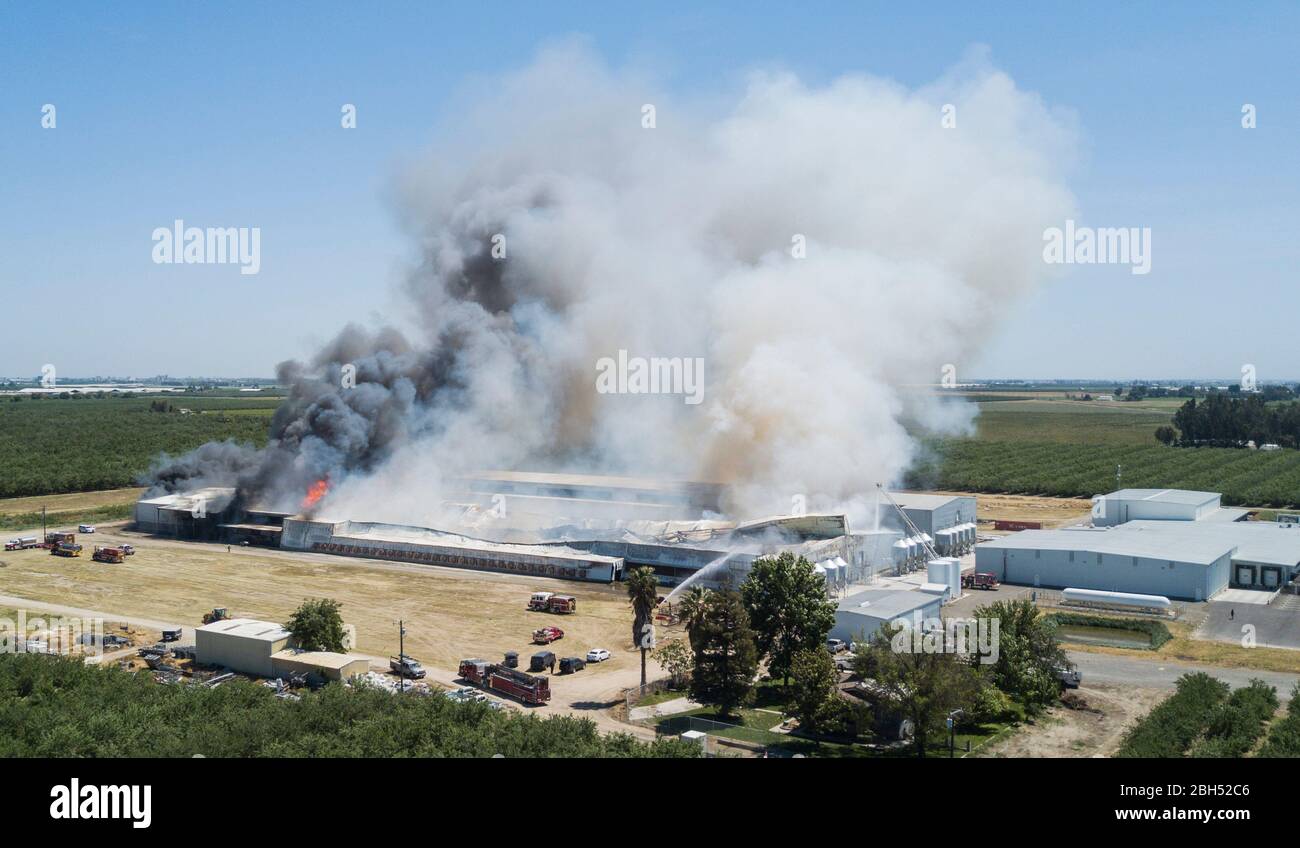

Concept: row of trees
[[1160, 394, 1300, 449], [0, 395, 274, 498], [0, 652, 697, 758]]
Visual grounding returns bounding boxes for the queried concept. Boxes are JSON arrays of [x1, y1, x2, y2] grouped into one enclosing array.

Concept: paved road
[[0, 592, 191, 638], [1068, 650, 1299, 696]]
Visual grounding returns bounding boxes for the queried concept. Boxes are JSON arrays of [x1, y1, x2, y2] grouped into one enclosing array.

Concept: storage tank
[[926, 558, 947, 588], [946, 557, 962, 597], [1061, 587, 1172, 611], [892, 540, 908, 571]]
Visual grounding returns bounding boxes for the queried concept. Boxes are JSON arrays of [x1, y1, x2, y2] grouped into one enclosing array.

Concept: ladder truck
[[458, 658, 551, 705]]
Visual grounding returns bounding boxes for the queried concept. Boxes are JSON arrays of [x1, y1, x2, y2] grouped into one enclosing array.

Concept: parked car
[[586, 648, 610, 663], [558, 656, 587, 674], [78, 525, 96, 534], [447, 686, 487, 703], [529, 650, 556, 672], [1055, 667, 1082, 689], [826, 638, 848, 654]]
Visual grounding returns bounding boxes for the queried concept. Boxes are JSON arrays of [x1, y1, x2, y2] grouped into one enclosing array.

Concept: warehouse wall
[[830, 595, 943, 643], [195, 630, 288, 677], [902, 497, 976, 536], [976, 545, 1230, 601], [1094, 496, 1217, 527]]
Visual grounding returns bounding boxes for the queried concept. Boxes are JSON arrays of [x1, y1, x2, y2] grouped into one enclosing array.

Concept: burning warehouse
[[132, 474, 965, 591]]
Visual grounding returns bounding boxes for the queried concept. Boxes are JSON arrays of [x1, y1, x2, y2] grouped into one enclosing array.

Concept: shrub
[[1115, 672, 1229, 758]]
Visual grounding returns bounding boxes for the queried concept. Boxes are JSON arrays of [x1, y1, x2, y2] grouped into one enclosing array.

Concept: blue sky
[[1, 2, 1297, 380]]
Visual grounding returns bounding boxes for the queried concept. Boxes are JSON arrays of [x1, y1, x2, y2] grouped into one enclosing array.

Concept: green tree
[[854, 622, 980, 758], [787, 647, 839, 735], [973, 599, 1068, 712], [675, 585, 711, 631], [740, 552, 836, 687], [1154, 425, 1176, 445], [284, 598, 347, 652], [625, 566, 660, 687], [687, 591, 758, 718], [652, 639, 693, 689]]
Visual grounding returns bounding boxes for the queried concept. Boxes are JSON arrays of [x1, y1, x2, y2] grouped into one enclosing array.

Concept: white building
[[1091, 488, 1239, 526]]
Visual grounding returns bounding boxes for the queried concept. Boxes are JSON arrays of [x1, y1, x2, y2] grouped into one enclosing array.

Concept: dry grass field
[[0, 523, 642, 684]]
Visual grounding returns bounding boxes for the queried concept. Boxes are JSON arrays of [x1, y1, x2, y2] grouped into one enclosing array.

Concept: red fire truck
[[458, 659, 551, 706], [547, 595, 577, 614], [961, 571, 999, 590]]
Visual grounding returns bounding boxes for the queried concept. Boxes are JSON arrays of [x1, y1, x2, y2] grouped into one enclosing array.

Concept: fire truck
[[458, 658, 551, 706], [527, 592, 577, 614], [961, 572, 999, 590], [547, 595, 577, 614], [45, 531, 75, 549], [92, 546, 126, 564]]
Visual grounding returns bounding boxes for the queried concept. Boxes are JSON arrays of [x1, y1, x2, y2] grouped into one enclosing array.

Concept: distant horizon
[[4, 374, 1299, 387]]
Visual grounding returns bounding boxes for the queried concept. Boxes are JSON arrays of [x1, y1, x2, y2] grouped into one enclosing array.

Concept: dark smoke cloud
[[145, 44, 1077, 526]]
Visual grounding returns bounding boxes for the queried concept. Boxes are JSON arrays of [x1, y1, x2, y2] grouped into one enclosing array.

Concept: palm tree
[[677, 585, 712, 636], [625, 566, 660, 687]]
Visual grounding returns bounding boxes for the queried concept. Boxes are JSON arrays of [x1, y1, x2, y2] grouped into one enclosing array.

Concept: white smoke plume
[[149, 43, 1077, 526]]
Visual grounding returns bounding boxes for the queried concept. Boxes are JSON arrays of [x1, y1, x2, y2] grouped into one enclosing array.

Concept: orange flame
[[302, 478, 329, 510]]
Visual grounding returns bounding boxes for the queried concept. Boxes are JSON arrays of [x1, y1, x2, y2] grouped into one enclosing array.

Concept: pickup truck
[[532, 626, 564, 645], [390, 654, 427, 679]]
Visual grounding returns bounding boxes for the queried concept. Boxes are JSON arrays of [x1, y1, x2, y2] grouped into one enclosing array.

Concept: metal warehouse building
[[887, 492, 978, 537], [830, 588, 944, 644], [1091, 488, 1245, 526], [281, 518, 625, 583], [976, 520, 1300, 600], [195, 618, 369, 680], [195, 618, 293, 677]]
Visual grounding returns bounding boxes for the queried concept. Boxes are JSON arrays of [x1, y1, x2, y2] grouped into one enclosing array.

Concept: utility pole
[[398, 620, 406, 694], [42, 506, 46, 543]]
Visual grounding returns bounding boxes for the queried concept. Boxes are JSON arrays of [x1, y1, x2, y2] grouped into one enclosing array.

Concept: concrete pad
[[1212, 588, 1277, 606], [1196, 594, 1300, 650]]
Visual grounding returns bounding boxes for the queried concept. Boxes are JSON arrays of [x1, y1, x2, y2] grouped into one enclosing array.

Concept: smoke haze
[[145, 44, 1077, 526]]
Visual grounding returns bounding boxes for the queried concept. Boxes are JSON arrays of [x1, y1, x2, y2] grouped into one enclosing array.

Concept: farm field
[[0, 393, 281, 498], [910, 394, 1300, 508]]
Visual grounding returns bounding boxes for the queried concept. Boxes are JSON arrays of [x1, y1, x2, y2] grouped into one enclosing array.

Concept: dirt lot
[[0, 522, 658, 724], [975, 683, 1166, 758], [930, 491, 1094, 529]]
